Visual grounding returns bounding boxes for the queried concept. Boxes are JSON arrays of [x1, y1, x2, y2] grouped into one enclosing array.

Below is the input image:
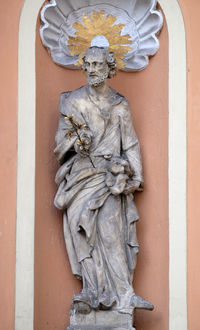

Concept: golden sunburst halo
[[67, 10, 132, 69]]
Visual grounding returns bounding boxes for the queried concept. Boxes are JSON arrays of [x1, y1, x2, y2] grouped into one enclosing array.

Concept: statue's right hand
[[74, 134, 92, 156]]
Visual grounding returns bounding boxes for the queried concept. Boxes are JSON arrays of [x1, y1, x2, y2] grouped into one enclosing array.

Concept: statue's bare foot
[[73, 301, 91, 314], [73, 293, 92, 314], [130, 294, 154, 311]]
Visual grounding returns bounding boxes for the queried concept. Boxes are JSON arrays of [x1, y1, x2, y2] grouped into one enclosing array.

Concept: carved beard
[[87, 71, 108, 87]]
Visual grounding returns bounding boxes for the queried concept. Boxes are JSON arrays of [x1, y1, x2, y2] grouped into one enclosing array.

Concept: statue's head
[[82, 47, 117, 87]]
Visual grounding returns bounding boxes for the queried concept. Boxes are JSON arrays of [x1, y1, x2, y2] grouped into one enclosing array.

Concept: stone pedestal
[[67, 309, 136, 330]]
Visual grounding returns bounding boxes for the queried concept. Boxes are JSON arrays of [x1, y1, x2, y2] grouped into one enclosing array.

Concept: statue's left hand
[[123, 180, 141, 195]]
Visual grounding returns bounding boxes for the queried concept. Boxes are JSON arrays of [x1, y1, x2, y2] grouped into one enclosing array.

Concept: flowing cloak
[[54, 85, 143, 311]]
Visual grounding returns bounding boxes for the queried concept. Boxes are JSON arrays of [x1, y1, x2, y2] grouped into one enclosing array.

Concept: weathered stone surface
[[67, 308, 135, 330], [67, 327, 136, 330]]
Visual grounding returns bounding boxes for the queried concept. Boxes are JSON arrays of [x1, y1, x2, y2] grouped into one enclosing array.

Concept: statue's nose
[[88, 65, 95, 74], [87, 62, 98, 73]]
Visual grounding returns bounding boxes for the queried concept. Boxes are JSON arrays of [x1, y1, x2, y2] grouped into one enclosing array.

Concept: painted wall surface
[[34, 10, 169, 330], [0, 0, 200, 329]]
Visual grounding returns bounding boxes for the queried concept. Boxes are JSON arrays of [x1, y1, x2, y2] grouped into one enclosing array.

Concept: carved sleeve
[[119, 100, 143, 185], [54, 92, 77, 164]]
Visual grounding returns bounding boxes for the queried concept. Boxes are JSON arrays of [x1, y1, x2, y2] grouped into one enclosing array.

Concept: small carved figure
[[54, 46, 153, 328]]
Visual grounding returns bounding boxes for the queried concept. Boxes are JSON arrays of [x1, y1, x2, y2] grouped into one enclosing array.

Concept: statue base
[[67, 308, 136, 330]]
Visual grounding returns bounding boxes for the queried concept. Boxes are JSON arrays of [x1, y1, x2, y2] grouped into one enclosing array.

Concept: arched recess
[[16, 1, 186, 330]]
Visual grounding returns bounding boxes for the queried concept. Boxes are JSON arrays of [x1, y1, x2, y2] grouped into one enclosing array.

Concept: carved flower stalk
[[65, 114, 95, 168]]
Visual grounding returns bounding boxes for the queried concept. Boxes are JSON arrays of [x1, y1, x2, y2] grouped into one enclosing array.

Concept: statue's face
[[83, 51, 109, 86]]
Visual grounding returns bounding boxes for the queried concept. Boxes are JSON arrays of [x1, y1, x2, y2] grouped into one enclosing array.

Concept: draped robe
[[54, 85, 143, 314]]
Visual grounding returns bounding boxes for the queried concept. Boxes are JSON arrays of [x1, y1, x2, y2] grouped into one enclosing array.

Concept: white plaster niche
[[40, 0, 163, 71], [16, 0, 187, 329]]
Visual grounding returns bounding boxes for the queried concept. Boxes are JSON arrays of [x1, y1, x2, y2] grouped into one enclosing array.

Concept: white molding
[[15, 1, 43, 329], [16, 1, 187, 329], [159, 1, 187, 329]]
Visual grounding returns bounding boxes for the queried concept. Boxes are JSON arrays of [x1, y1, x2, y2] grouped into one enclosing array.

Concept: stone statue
[[40, 2, 163, 327], [54, 46, 153, 330]]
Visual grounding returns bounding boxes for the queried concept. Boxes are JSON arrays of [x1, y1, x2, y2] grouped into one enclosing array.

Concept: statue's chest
[[81, 101, 119, 135]]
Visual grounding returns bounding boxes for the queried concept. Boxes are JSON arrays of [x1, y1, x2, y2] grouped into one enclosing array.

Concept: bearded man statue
[[54, 46, 153, 330]]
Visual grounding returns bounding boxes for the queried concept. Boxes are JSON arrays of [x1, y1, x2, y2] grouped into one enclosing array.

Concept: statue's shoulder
[[109, 88, 130, 110], [60, 85, 87, 103], [59, 85, 87, 114]]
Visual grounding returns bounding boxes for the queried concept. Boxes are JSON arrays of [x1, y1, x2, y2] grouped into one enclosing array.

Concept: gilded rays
[[67, 10, 132, 69]]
